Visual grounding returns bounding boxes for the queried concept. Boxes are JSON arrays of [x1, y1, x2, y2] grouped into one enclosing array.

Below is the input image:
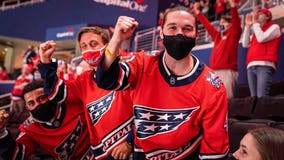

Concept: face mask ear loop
[[100, 44, 107, 54], [82, 45, 107, 55]]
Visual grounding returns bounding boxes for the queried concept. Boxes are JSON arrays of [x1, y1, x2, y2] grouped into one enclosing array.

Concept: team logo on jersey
[[55, 117, 82, 159], [134, 106, 199, 139], [86, 91, 115, 124], [91, 117, 133, 159], [140, 134, 202, 160], [205, 72, 223, 89], [80, 147, 95, 160]]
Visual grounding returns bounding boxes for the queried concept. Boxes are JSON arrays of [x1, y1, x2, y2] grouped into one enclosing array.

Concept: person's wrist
[[194, 10, 200, 15], [105, 47, 120, 59], [40, 58, 51, 64]]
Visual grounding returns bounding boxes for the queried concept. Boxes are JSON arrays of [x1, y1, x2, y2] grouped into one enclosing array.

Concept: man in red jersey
[[0, 80, 93, 160], [38, 26, 133, 160], [95, 6, 229, 160], [193, 0, 242, 99]]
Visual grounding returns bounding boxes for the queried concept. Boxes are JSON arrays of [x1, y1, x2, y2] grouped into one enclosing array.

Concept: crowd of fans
[[0, 0, 283, 159]]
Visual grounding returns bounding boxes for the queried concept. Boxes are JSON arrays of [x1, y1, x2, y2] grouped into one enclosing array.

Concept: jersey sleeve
[[0, 131, 16, 160], [199, 87, 229, 159], [197, 12, 220, 42], [230, 7, 242, 36], [96, 52, 140, 91], [38, 62, 82, 103], [38, 62, 67, 102], [0, 125, 39, 160]]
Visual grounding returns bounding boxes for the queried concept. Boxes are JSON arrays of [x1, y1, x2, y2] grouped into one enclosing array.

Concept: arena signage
[[93, 0, 148, 12], [45, 24, 86, 41]]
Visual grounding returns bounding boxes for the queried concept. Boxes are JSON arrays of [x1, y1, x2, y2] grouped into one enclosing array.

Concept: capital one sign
[[93, 0, 148, 12]]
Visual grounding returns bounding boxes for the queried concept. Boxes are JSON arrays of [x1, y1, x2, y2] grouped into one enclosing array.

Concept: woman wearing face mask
[[193, 0, 242, 99], [232, 127, 284, 160], [95, 6, 229, 160], [242, 8, 282, 97]]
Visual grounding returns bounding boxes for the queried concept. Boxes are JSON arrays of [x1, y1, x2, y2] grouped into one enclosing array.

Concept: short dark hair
[[22, 80, 44, 99], [220, 14, 232, 23], [77, 26, 110, 45], [162, 6, 197, 33]]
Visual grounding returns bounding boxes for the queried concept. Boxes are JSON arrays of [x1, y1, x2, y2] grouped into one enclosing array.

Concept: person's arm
[[199, 88, 229, 160], [38, 40, 68, 102], [0, 129, 16, 160], [0, 110, 37, 160], [242, 27, 251, 48], [0, 110, 15, 160], [229, 0, 242, 35], [96, 16, 138, 90], [102, 16, 138, 70], [193, 2, 219, 40], [242, 14, 253, 48], [252, 23, 281, 43], [111, 130, 133, 159]]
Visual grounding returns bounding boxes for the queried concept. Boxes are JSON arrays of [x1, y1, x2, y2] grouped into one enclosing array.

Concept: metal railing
[[133, 1, 283, 53], [133, 21, 218, 53], [0, 93, 11, 110], [1, 0, 45, 11]]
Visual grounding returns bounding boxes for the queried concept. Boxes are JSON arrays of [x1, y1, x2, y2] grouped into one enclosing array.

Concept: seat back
[[228, 96, 257, 120], [252, 96, 284, 121]]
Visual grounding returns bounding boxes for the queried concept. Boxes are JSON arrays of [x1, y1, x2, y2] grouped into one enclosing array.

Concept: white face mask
[[76, 66, 83, 75]]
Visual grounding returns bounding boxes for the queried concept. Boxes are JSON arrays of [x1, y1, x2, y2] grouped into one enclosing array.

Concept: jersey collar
[[158, 51, 204, 87]]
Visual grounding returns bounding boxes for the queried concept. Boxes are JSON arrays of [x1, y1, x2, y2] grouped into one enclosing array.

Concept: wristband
[[105, 47, 120, 59]]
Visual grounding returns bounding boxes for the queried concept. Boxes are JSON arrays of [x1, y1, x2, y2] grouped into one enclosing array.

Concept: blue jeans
[[247, 66, 274, 97]]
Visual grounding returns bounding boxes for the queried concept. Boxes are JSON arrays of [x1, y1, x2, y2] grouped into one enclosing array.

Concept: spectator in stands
[[95, 6, 229, 159], [214, 0, 226, 20], [200, 0, 210, 19], [75, 60, 92, 76], [233, 0, 241, 7], [0, 65, 9, 80], [157, 11, 164, 27], [10, 64, 33, 113], [193, 0, 242, 99], [242, 8, 282, 97], [38, 26, 133, 160], [57, 62, 75, 81], [232, 127, 284, 160], [23, 45, 37, 65], [0, 80, 93, 160]]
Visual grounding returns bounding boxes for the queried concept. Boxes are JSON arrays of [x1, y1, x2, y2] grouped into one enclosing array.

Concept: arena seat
[[228, 96, 257, 120], [269, 80, 284, 96], [252, 96, 284, 121], [273, 122, 284, 131], [234, 84, 250, 98]]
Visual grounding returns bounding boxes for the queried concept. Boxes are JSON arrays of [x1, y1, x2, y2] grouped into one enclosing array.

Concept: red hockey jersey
[[13, 104, 93, 160], [38, 62, 134, 160], [96, 52, 229, 159]]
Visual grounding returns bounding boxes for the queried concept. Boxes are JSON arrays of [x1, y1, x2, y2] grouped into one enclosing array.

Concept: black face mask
[[30, 100, 58, 122], [163, 34, 196, 60]]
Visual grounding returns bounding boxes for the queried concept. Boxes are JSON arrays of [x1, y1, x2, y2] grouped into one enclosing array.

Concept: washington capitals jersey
[[38, 62, 134, 160], [13, 104, 93, 160], [96, 51, 229, 160]]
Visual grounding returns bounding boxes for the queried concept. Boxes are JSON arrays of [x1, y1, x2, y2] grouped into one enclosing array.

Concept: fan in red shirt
[[193, 0, 242, 99]]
